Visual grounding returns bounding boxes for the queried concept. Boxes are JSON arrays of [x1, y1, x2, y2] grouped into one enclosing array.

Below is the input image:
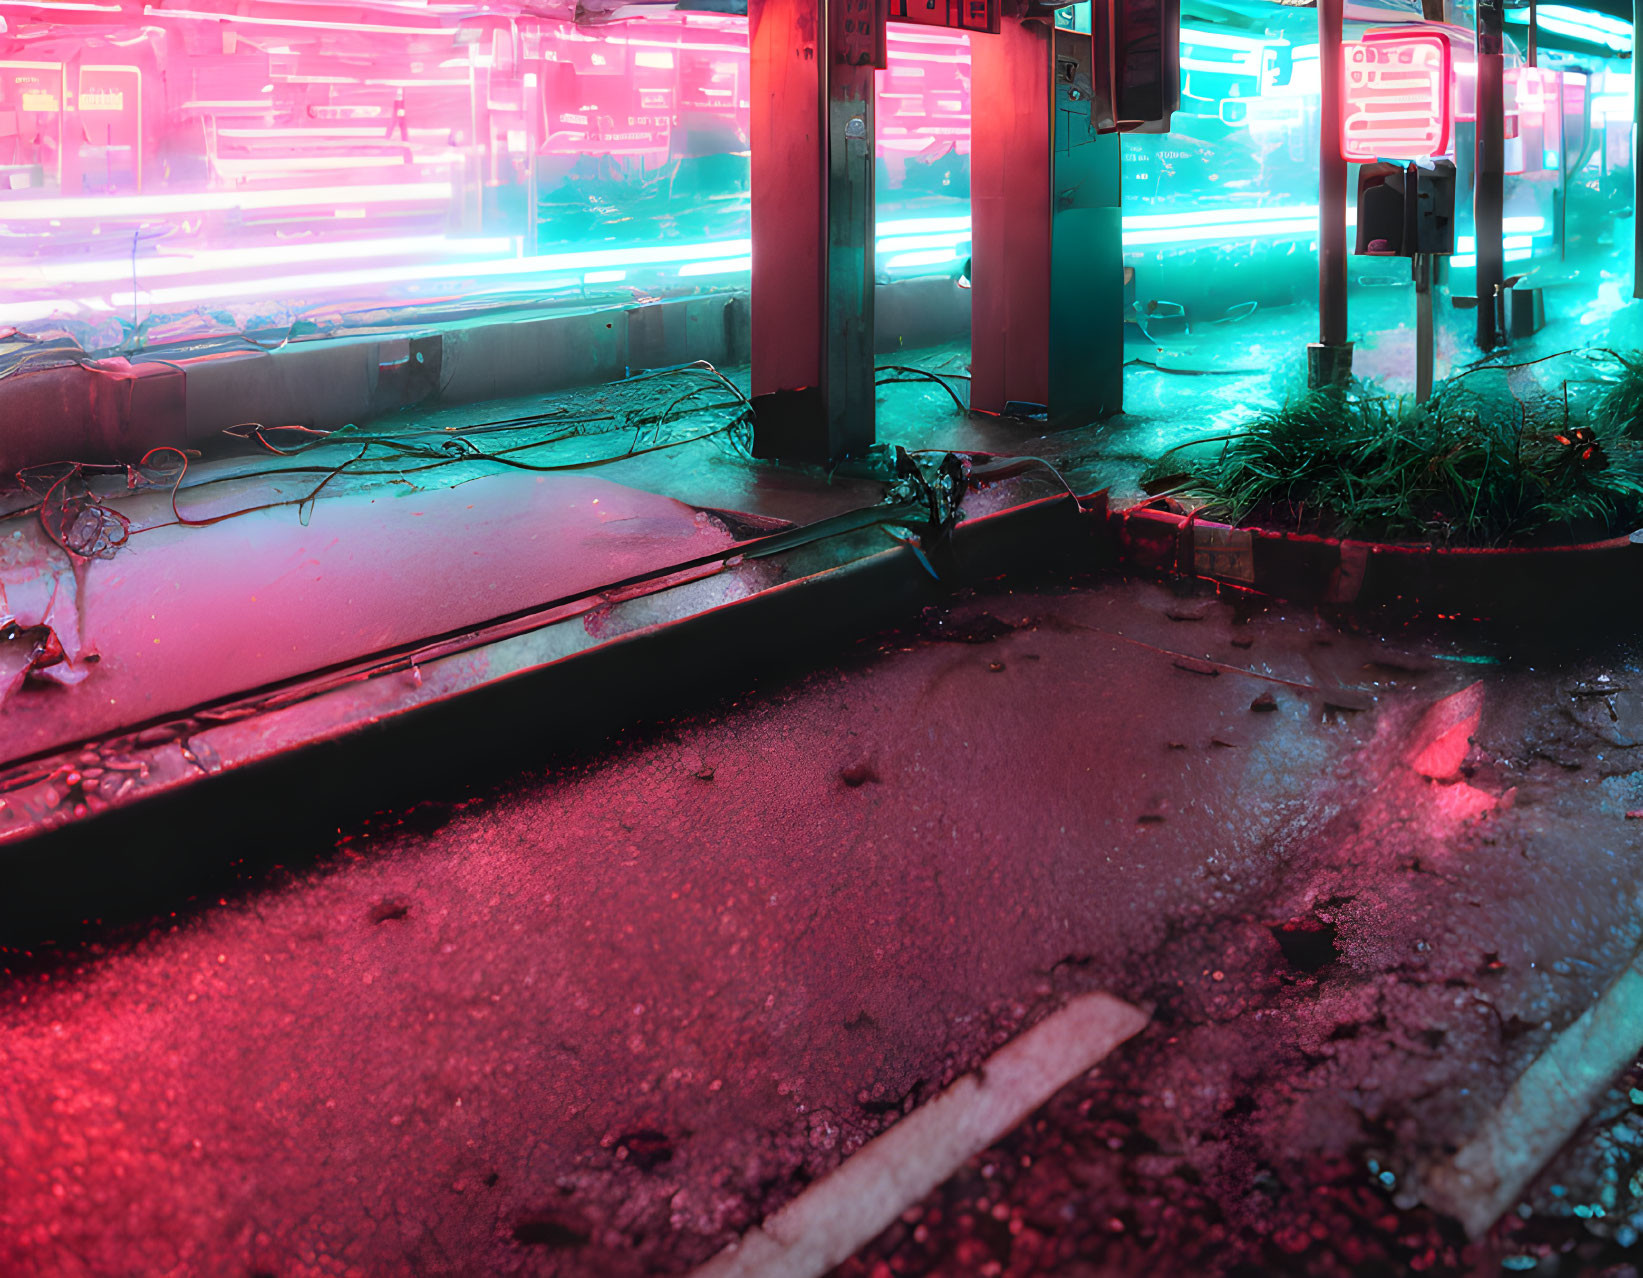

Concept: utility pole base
[[1307, 343, 1355, 391], [749, 389, 831, 463]]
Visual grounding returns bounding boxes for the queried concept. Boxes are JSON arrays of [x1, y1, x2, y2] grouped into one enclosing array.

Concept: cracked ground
[[2, 575, 1642, 1277]]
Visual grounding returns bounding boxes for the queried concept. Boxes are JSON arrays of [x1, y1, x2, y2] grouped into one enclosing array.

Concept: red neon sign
[[1342, 27, 1453, 161]]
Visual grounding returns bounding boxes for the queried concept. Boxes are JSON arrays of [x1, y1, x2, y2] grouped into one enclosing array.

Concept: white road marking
[[692, 991, 1149, 1278], [1422, 949, 1643, 1237]]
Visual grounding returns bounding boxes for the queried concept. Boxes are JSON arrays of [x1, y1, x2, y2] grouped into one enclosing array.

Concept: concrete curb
[[0, 477, 1099, 939]]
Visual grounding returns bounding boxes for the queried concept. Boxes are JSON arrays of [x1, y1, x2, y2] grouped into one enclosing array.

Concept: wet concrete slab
[[9, 579, 1634, 1276], [0, 465, 749, 764]]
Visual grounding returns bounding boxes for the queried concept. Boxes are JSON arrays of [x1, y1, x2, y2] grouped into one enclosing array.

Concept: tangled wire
[[11, 361, 757, 560]]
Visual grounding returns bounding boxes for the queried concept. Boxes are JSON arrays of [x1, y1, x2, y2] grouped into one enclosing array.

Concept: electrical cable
[[1124, 358, 1268, 375], [874, 364, 969, 413], [905, 448, 1082, 503], [1451, 345, 1629, 381], [4, 361, 758, 544]]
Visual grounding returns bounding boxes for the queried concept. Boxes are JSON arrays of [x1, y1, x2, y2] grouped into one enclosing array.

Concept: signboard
[[77, 65, 144, 189], [0, 61, 62, 116], [1505, 65, 1562, 174], [0, 62, 65, 186], [1342, 27, 1452, 161], [886, 0, 1000, 37]]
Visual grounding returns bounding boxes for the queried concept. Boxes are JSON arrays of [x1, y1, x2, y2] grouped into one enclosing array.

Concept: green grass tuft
[[1143, 380, 1643, 546], [1594, 352, 1643, 440]]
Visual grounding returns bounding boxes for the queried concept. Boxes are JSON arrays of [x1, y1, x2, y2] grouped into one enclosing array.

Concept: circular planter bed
[[1125, 375, 1643, 620], [1113, 501, 1643, 620]]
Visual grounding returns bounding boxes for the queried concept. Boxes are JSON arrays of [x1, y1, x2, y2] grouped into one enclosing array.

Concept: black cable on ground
[[874, 365, 969, 413], [7, 362, 759, 543]]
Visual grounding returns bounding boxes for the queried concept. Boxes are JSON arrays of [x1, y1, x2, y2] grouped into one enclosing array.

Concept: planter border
[[1112, 502, 1643, 618]]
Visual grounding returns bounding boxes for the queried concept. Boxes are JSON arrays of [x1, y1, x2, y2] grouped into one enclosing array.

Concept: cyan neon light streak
[[877, 232, 971, 253], [0, 210, 1560, 322], [677, 256, 752, 277], [1506, 3, 1633, 50], [1125, 220, 1316, 246], [104, 239, 754, 307], [1122, 203, 1319, 230], [1457, 234, 1538, 251], [1452, 248, 1534, 267], [1180, 28, 1273, 51], [885, 248, 959, 269]]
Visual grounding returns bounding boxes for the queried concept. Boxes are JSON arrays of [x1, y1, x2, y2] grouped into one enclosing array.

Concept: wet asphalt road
[[3, 577, 1641, 1277]]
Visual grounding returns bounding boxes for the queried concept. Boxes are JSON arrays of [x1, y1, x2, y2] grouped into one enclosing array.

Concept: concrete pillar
[[748, 0, 881, 462]]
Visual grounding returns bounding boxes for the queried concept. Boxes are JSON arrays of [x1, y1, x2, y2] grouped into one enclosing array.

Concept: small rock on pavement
[[1250, 692, 1278, 713], [1172, 657, 1219, 677], [1566, 688, 1643, 748]]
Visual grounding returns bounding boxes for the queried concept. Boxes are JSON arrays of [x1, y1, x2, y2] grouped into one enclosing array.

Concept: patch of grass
[[1594, 352, 1643, 439], [1143, 381, 1643, 545]]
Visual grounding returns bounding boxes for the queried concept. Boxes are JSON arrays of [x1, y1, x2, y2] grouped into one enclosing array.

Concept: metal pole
[[1311, 0, 1352, 388], [1528, 0, 1537, 65], [524, 71, 539, 257], [1414, 253, 1434, 403], [823, 0, 881, 458], [1475, 0, 1506, 349]]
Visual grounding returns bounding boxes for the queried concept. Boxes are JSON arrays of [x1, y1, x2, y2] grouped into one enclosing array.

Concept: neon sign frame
[[1341, 26, 1453, 162]]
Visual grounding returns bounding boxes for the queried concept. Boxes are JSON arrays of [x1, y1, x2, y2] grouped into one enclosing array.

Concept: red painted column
[[748, 0, 878, 462], [748, 0, 826, 420], [969, 16, 1052, 415]]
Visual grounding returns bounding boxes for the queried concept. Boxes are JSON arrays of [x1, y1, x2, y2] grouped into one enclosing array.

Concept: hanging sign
[[1342, 26, 1453, 161]]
